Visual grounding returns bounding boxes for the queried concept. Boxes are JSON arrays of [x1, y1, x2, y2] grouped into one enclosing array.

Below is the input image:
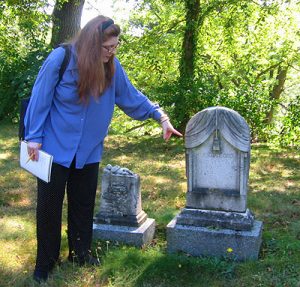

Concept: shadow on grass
[[99, 243, 295, 287], [98, 243, 300, 287]]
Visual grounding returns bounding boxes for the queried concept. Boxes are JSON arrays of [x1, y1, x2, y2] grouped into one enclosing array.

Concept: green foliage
[[155, 76, 220, 131], [268, 96, 300, 149], [280, 97, 300, 148], [195, 1, 300, 140], [118, 0, 184, 92], [118, 0, 300, 144], [0, 1, 51, 120], [0, 47, 49, 120], [110, 107, 162, 136]]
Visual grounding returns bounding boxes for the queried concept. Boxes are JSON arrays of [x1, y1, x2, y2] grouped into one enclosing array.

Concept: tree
[[198, 1, 300, 138], [179, 0, 200, 81], [118, 0, 300, 141], [51, 0, 85, 47], [0, 0, 51, 120]]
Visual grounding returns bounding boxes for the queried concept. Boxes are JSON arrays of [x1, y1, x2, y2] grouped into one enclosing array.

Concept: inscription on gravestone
[[190, 134, 239, 192]]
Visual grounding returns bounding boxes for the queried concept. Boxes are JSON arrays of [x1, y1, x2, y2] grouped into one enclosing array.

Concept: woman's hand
[[161, 120, 183, 141], [27, 142, 42, 161]]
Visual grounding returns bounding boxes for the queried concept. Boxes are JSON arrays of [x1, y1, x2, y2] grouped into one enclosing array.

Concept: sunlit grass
[[0, 121, 300, 286]]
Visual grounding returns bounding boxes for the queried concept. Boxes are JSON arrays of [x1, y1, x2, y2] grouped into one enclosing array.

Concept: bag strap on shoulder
[[18, 44, 72, 141], [58, 43, 71, 85]]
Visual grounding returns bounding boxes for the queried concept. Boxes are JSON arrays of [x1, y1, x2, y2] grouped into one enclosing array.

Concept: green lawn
[[0, 120, 299, 287]]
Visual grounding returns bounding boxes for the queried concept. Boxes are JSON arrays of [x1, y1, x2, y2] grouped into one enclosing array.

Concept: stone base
[[167, 217, 263, 261], [93, 218, 155, 247], [94, 210, 148, 227], [176, 208, 254, 231]]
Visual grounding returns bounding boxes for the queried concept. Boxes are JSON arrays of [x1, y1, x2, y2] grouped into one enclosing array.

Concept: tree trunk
[[265, 66, 288, 124], [174, 0, 201, 132], [179, 0, 201, 81], [51, 0, 85, 47]]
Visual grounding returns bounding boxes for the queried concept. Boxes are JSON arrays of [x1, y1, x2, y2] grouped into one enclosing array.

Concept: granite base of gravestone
[[93, 165, 155, 247], [166, 107, 263, 260], [167, 218, 263, 260]]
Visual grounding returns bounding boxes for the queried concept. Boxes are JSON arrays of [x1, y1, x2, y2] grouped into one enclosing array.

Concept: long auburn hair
[[74, 16, 120, 102]]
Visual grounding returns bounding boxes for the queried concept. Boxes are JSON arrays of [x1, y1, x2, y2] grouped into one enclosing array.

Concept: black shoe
[[68, 253, 100, 267], [33, 270, 48, 283]]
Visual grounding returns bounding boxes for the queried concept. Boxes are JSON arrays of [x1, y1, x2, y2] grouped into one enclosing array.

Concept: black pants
[[35, 159, 99, 272]]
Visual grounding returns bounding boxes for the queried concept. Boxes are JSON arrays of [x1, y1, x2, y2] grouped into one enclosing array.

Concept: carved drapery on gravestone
[[185, 107, 250, 212], [167, 107, 263, 260], [95, 165, 147, 227]]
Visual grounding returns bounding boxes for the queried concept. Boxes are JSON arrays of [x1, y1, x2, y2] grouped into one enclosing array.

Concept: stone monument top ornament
[[185, 106, 250, 153], [105, 164, 135, 176]]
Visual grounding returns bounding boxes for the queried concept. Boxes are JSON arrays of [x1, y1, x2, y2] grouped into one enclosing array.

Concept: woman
[[25, 15, 182, 282]]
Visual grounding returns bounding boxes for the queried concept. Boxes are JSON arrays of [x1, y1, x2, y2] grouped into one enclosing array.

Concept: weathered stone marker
[[93, 165, 155, 247], [167, 107, 263, 260]]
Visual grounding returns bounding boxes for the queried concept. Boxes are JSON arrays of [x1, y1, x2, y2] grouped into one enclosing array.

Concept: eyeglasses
[[102, 42, 120, 53]]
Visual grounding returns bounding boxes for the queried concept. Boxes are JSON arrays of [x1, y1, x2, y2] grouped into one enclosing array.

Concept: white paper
[[20, 141, 53, 183]]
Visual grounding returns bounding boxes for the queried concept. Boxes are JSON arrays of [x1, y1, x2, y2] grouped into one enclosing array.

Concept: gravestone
[[93, 165, 155, 247], [167, 107, 263, 260]]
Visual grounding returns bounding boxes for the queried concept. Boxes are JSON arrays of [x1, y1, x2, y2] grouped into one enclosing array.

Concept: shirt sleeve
[[114, 58, 163, 122], [24, 47, 66, 143]]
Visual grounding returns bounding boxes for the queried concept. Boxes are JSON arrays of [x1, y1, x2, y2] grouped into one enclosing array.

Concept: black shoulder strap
[[58, 43, 71, 85]]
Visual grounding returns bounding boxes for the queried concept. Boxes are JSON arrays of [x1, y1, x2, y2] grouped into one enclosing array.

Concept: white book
[[20, 141, 53, 183]]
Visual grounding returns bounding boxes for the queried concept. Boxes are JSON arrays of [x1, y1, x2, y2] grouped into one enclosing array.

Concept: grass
[[0, 120, 300, 287]]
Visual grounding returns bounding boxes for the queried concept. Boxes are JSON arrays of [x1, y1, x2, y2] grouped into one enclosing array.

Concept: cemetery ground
[[0, 120, 299, 287]]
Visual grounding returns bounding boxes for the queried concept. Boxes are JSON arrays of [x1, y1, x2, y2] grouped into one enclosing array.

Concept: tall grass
[[0, 120, 299, 287]]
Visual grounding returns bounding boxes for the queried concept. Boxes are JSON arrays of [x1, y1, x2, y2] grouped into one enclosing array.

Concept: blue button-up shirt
[[25, 46, 163, 168]]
